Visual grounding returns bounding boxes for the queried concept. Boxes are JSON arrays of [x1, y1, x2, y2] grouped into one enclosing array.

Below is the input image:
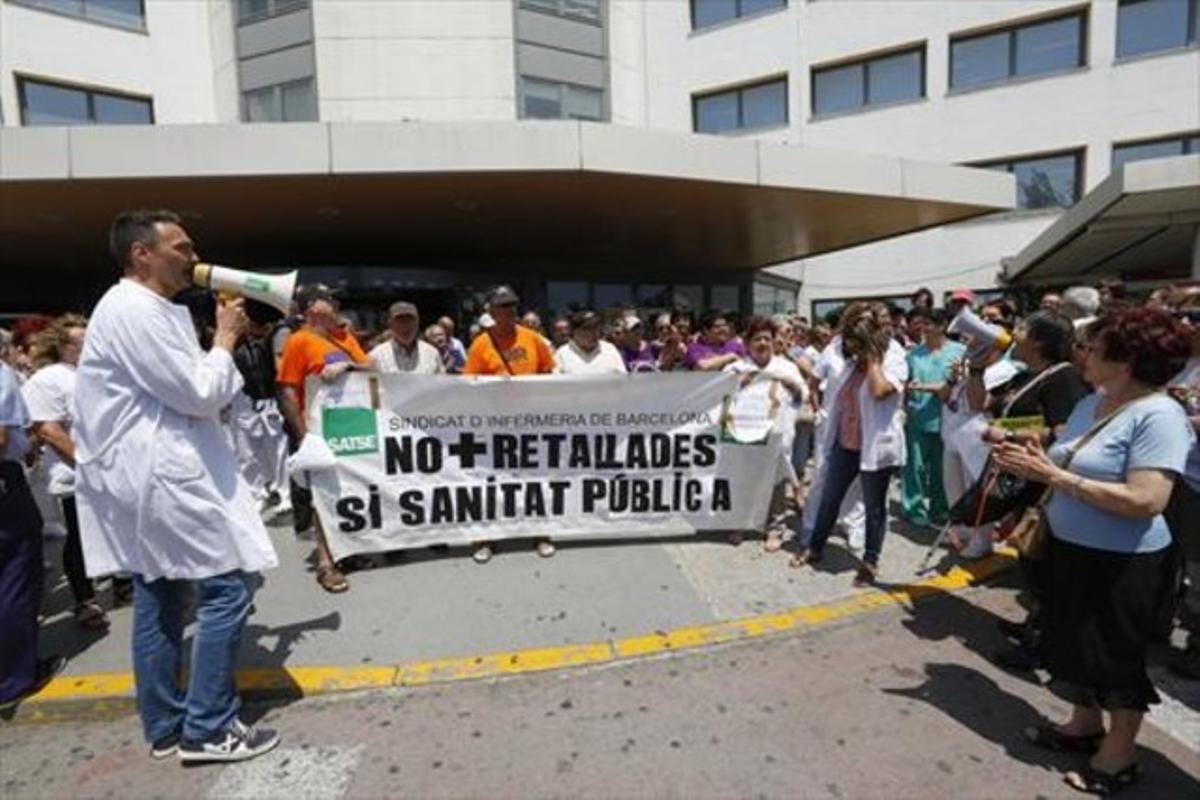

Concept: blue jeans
[[803, 442, 894, 566], [132, 570, 252, 743]]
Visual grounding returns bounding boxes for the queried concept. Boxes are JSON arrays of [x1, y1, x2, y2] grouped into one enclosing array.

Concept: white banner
[[306, 372, 788, 560]]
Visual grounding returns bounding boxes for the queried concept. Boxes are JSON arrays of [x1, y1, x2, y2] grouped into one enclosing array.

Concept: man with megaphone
[[72, 210, 280, 764]]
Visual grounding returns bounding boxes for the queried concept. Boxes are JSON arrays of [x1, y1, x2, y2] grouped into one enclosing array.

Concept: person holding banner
[[369, 301, 444, 376], [726, 317, 807, 551], [73, 210, 279, 762], [277, 284, 371, 593], [555, 309, 627, 375], [464, 285, 556, 562]]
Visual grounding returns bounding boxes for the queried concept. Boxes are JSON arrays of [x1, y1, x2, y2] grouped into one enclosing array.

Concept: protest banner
[[305, 371, 790, 560]]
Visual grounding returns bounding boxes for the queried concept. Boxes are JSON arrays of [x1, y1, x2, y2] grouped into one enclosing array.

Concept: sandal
[[316, 565, 349, 594], [74, 601, 110, 631], [763, 533, 784, 553], [852, 563, 878, 588], [788, 548, 821, 568], [1023, 724, 1104, 754], [1063, 762, 1141, 796]]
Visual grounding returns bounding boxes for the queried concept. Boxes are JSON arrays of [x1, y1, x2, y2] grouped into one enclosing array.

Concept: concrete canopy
[[1003, 154, 1200, 286], [1, 121, 1012, 308]]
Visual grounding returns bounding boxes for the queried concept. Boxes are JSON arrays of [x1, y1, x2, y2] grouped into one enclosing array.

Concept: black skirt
[[1042, 534, 1175, 712]]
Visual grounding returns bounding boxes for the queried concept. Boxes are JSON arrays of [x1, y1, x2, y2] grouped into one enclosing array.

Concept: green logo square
[[323, 407, 379, 457]]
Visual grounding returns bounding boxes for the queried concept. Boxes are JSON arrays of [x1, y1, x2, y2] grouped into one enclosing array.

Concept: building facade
[[1, 0, 1196, 320]]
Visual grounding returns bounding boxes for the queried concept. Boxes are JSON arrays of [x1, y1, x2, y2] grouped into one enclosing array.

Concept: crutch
[[917, 463, 999, 574]]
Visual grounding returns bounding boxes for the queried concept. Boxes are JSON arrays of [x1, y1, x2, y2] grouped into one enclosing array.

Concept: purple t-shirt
[[684, 339, 746, 369], [620, 342, 657, 372]]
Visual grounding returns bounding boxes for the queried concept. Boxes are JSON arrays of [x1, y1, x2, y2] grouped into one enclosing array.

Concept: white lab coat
[[820, 337, 908, 471], [73, 279, 278, 581]]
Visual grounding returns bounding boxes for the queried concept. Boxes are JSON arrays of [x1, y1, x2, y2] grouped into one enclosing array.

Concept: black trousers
[[0, 462, 44, 703], [59, 496, 95, 607]]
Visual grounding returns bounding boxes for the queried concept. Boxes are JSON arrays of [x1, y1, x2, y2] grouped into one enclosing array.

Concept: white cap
[[479, 312, 495, 329]]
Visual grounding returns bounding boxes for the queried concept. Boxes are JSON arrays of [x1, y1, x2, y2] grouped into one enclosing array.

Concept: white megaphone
[[948, 307, 1013, 363], [192, 263, 297, 315]]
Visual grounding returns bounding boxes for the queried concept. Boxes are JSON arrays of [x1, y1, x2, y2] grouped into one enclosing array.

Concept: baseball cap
[[950, 288, 976, 304], [620, 313, 643, 332], [296, 283, 337, 312], [388, 301, 418, 319], [487, 285, 520, 306]]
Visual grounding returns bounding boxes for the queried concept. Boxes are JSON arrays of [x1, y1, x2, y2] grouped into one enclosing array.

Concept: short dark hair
[[108, 209, 181, 270], [743, 316, 777, 340], [906, 306, 932, 323], [1089, 308, 1190, 387], [698, 309, 727, 332], [927, 307, 949, 327], [1021, 311, 1075, 363], [670, 308, 693, 327]]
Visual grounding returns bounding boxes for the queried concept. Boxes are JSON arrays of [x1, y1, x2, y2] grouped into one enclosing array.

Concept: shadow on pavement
[[886, 662, 1200, 799]]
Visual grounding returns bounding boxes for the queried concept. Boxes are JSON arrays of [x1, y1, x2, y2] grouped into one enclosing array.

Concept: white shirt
[[726, 355, 805, 483], [22, 362, 77, 496], [73, 279, 278, 581], [369, 338, 445, 375], [554, 340, 628, 375], [820, 337, 909, 471], [0, 362, 29, 463]]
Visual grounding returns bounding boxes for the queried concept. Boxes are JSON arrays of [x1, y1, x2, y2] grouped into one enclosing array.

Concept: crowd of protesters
[[2, 213, 1198, 786]]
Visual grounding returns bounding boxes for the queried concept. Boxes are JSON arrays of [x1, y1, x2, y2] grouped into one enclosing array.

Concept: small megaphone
[[948, 307, 1013, 363], [192, 263, 297, 315]]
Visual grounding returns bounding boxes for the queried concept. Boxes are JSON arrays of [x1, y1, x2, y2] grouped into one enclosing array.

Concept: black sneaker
[[150, 731, 181, 760], [178, 719, 280, 764], [0, 656, 66, 712]]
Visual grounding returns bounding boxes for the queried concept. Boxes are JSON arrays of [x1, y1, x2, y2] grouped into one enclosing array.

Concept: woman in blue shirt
[[993, 308, 1193, 797]]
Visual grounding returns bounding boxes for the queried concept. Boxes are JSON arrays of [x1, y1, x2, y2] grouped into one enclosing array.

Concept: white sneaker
[[178, 719, 280, 764], [536, 540, 556, 558], [846, 526, 865, 552], [472, 544, 493, 564]]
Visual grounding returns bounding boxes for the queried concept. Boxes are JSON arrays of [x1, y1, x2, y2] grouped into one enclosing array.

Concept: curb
[[12, 551, 1016, 724]]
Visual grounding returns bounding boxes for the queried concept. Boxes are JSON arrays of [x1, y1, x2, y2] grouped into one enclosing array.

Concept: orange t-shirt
[[277, 327, 369, 411], [464, 325, 555, 376]]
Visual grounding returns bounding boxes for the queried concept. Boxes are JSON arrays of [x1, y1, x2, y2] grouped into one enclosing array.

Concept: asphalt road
[[3, 583, 1197, 799]]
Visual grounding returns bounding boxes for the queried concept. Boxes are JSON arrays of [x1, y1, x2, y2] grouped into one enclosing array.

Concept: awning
[[0, 121, 1012, 307], [1003, 154, 1200, 285]]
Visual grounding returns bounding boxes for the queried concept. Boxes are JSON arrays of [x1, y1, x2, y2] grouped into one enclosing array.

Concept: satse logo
[[323, 407, 379, 457]]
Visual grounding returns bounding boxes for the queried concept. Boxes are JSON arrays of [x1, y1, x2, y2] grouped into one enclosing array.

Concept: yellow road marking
[[21, 551, 1014, 714]]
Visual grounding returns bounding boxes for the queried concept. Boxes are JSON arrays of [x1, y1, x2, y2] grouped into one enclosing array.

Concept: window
[[18, 77, 152, 126], [546, 281, 590, 314], [519, 78, 604, 121], [693, 77, 787, 134], [691, 0, 785, 31], [950, 11, 1086, 90], [9, 0, 145, 31], [238, 0, 308, 25], [978, 150, 1083, 209], [521, 0, 603, 24], [710, 284, 740, 312], [752, 283, 795, 316], [242, 77, 317, 122], [1117, 0, 1199, 58], [812, 47, 924, 116], [1113, 133, 1200, 170]]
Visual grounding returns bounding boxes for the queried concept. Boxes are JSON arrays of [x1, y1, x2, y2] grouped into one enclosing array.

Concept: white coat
[[818, 336, 909, 472], [73, 280, 278, 581]]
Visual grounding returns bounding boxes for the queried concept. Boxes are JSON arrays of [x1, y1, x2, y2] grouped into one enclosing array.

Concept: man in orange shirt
[[277, 284, 369, 593], [464, 285, 555, 563], [464, 285, 555, 377]]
